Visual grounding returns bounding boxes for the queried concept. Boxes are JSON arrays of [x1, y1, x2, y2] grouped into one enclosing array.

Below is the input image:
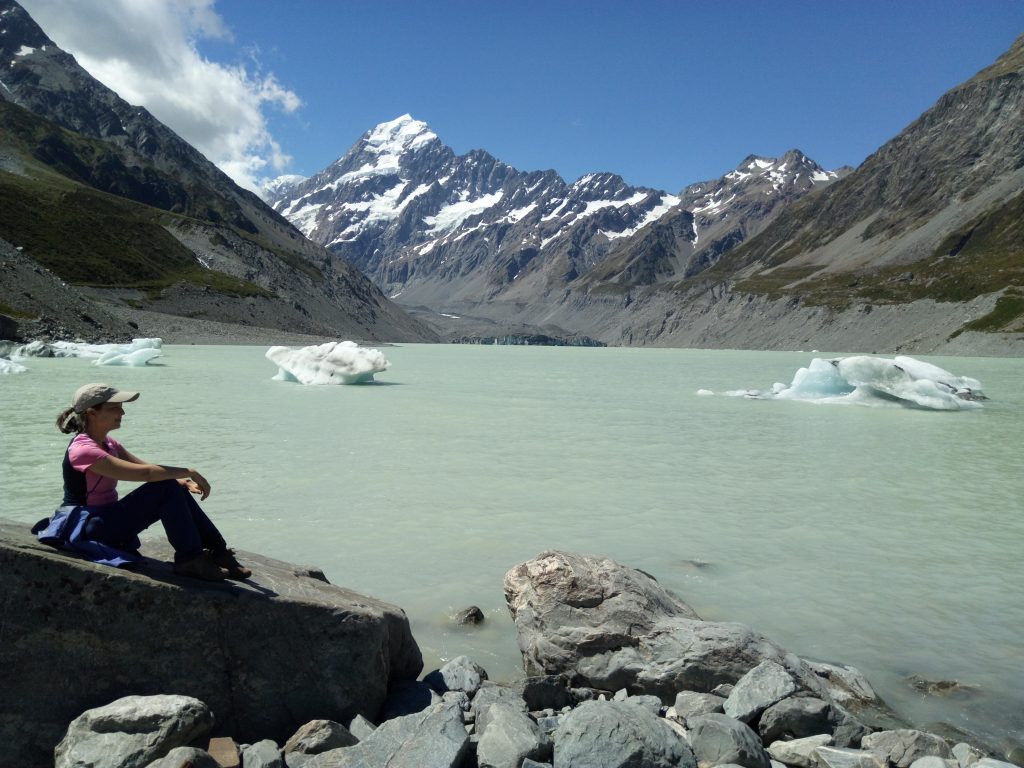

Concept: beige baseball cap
[[72, 383, 140, 413]]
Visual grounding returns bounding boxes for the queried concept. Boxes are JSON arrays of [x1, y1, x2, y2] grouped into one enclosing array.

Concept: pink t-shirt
[[68, 433, 124, 506]]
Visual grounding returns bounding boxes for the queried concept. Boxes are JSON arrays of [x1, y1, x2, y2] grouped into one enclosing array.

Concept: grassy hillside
[[0, 99, 279, 296], [0, 168, 271, 297]]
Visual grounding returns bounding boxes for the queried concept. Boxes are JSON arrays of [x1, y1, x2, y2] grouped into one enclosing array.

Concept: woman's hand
[[184, 470, 211, 500]]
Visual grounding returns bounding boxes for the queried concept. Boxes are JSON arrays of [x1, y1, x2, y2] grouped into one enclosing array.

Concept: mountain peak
[[363, 114, 438, 155]]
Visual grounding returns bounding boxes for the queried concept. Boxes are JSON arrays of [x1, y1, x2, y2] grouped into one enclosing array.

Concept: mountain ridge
[[268, 115, 847, 343], [0, 0, 435, 343]]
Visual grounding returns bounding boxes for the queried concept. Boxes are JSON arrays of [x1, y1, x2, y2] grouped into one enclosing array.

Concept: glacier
[[718, 355, 986, 410], [266, 341, 390, 385]]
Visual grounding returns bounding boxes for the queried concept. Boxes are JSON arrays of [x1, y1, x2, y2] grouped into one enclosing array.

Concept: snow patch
[[602, 194, 681, 240], [505, 203, 538, 223], [423, 191, 503, 233], [285, 201, 325, 237]]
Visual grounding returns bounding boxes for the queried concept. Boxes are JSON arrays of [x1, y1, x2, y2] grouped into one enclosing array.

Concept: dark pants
[[84, 480, 227, 563]]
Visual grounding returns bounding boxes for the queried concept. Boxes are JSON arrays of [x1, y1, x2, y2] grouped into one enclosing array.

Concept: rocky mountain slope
[[270, 35, 1024, 354], [618, 32, 1024, 352], [0, 0, 435, 343], [269, 117, 845, 342]]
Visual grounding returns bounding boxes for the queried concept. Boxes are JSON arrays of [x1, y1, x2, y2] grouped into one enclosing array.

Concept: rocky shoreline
[[3, 527, 1020, 768]]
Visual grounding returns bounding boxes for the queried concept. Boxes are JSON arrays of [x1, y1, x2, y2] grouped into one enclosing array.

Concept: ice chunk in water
[[12, 338, 162, 366], [266, 341, 390, 385], [729, 355, 985, 410], [94, 346, 163, 366], [1, 358, 28, 374]]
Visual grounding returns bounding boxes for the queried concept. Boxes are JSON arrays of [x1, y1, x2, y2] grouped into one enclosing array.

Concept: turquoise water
[[2, 344, 1022, 749]]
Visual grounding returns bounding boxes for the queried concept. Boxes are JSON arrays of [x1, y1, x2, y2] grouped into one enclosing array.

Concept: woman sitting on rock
[[37, 383, 250, 582]]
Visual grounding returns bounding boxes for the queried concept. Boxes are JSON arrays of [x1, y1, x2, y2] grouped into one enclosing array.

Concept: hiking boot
[[174, 551, 227, 581], [212, 548, 252, 580]]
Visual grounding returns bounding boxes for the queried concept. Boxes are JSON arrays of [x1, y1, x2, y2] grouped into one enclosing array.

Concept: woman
[[44, 382, 250, 582]]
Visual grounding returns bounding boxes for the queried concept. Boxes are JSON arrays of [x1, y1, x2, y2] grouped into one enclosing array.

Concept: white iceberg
[[266, 341, 390, 385], [725, 355, 986, 410], [1, 357, 28, 375], [94, 346, 163, 367], [13, 338, 163, 367]]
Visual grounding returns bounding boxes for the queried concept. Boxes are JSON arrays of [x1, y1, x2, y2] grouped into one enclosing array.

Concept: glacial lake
[[2, 344, 1022, 751]]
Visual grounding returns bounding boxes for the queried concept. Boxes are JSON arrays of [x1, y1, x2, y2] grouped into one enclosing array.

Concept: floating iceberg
[[720, 355, 986, 410], [1, 357, 28, 375], [13, 338, 163, 367], [266, 341, 390, 385], [94, 346, 163, 367]]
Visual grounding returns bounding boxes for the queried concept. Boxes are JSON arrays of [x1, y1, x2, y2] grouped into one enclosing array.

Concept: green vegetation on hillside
[[0, 169, 270, 297], [724, 189, 1024, 331], [0, 98, 325, 293]]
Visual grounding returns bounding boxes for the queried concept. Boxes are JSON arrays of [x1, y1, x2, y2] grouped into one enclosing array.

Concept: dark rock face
[[0, 519, 422, 767]]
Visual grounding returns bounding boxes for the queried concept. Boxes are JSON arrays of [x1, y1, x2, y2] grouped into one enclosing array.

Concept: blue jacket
[[32, 505, 142, 568]]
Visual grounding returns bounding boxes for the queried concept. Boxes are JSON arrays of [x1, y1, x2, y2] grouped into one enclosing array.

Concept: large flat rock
[[0, 519, 422, 766]]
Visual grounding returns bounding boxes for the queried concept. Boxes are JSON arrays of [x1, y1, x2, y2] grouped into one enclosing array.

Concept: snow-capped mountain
[[584, 150, 850, 287], [271, 115, 683, 304], [270, 115, 844, 321]]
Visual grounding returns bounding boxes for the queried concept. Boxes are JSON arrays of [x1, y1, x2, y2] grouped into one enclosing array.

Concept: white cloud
[[19, 0, 300, 193]]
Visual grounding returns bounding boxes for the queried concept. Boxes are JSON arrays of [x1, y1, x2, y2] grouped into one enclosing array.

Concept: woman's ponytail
[[56, 408, 83, 434]]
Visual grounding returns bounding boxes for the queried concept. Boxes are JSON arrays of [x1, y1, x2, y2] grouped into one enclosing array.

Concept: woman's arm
[[87, 454, 212, 500]]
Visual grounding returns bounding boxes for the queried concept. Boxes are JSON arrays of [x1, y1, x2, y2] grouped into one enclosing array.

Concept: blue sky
[[20, 0, 1024, 194]]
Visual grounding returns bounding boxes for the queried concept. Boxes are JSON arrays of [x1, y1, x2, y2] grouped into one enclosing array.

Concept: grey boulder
[[0, 520, 422, 767], [346, 715, 377, 742], [724, 660, 799, 723], [505, 551, 816, 700], [476, 702, 550, 768], [862, 729, 953, 768], [758, 696, 835, 743], [951, 742, 986, 768], [815, 746, 889, 768], [305, 701, 468, 768], [686, 713, 771, 768], [553, 700, 696, 768], [55, 694, 214, 768], [472, 682, 530, 736], [283, 720, 358, 767], [767, 734, 833, 768], [908, 758, 959, 768], [241, 740, 285, 768], [671, 691, 726, 720], [424, 655, 489, 695]]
